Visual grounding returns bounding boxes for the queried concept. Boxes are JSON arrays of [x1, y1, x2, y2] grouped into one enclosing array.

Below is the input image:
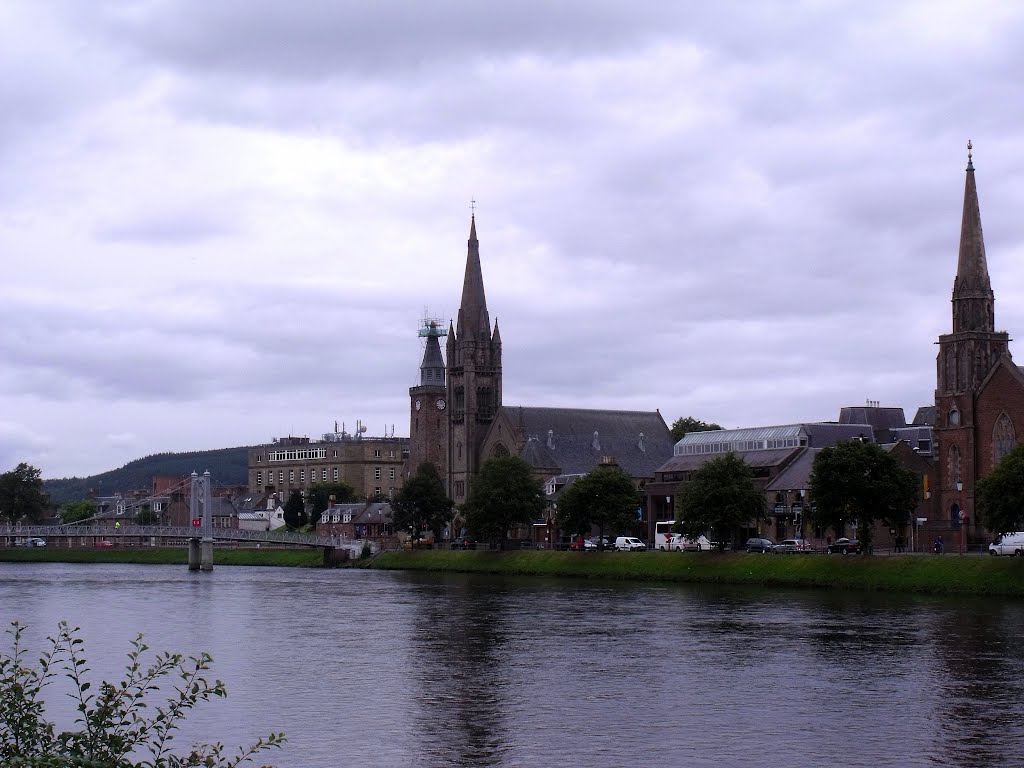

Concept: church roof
[[504, 406, 673, 478]]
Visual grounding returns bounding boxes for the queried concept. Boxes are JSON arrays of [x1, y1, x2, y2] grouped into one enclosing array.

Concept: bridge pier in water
[[188, 470, 215, 572]]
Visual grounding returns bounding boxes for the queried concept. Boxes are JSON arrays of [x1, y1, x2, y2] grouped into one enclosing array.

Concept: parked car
[[988, 532, 1024, 556], [94, 540, 114, 548], [614, 536, 647, 551], [595, 536, 616, 551], [745, 537, 775, 553], [826, 537, 862, 554], [15, 537, 46, 547], [665, 534, 714, 551], [773, 539, 812, 554], [569, 537, 597, 551]]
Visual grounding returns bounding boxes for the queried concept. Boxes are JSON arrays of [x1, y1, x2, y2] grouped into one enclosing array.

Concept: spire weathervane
[[470, 198, 476, 216], [967, 139, 973, 170]]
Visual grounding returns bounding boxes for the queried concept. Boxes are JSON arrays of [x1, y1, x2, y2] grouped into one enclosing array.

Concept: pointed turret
[[492, 318, 502, 346], [952, 141, 995, 334], [418, 321, 445, 386], [456, 214, 491, 341]]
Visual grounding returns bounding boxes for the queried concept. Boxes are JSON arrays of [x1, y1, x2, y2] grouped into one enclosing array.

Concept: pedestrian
[[938, 535, 944, 554]]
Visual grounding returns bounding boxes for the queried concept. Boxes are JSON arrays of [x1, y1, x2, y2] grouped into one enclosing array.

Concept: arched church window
[[949, 445, 961, 487], [993, 413, 1016, 462], [948, 407, 960, 426], [492, 443, 509, 457]]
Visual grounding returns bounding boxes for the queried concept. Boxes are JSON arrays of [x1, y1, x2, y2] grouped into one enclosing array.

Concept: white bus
[[653, 519, 712, 551]]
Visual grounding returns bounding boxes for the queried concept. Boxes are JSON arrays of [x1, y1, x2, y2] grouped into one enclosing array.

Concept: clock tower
[[408, 318, 450, 484]]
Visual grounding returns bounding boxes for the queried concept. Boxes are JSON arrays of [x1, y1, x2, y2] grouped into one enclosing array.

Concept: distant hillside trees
[[43, 446, 251, 504], [0, 463, 48, 524]]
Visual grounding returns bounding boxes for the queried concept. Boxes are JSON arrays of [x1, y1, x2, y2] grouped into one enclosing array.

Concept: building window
[[948, 407, 961, 426], [322, 468, 328, 481], [389, 468, 395, 480], [374, 449, 381, 458], [333, 450, 338, 458], [994, 413, 1016, 462], [375, 467, 381, 480], [299, 469, 305, 482], [333, 468, 339, 481], [256, 455, 262, 462], [257, 471, 263, 486], [374, 487, 382, 498], [289, 470, 294, 482]]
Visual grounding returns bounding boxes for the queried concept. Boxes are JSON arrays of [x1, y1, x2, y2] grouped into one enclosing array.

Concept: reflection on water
[[2, 564, 1024, 767]]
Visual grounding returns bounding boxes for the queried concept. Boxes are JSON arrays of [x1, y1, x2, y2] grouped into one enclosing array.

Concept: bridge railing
[[1, 524, 337, 548]]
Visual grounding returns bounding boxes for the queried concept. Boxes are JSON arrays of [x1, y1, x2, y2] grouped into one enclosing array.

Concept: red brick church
[[934, 143, 1024, 550]]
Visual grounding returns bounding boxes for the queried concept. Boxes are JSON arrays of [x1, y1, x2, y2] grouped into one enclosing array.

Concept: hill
[[44, 446, 252, 504]]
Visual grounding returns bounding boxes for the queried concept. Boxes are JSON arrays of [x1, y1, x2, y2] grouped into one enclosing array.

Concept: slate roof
[[504, 406, 673, 478], [838, 406, 907, 431], [764, 448, 818, 491], [912, 406, 936, 426]]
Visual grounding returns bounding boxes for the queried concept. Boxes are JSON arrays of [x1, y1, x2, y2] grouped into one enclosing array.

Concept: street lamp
[[955, 479, 965, 555]]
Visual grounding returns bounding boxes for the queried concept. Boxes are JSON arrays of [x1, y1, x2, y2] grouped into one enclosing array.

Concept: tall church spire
[[952, 140, 995, 334], [456, 214, 491, 341]]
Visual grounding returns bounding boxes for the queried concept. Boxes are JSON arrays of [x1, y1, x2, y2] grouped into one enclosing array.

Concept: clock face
[[414, 399, 422, 411], [435, 398, 446, 411]]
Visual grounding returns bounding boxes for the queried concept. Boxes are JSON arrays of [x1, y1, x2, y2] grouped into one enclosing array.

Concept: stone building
[[248, 429, 409, 501], [933, 145, 1024, 551]]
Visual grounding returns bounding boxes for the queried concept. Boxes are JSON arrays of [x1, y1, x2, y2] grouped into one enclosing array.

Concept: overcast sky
[[3, 1, 1024, 480]]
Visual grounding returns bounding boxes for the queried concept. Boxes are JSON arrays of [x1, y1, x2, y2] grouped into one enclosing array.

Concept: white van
[[615, 536, 646, 551], [988, 532, 1024, 556]]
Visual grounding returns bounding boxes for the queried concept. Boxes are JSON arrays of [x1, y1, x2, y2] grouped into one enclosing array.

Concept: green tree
[[670, 417, 723, 442], [60, 498, 97, 524], [807, 440, 918, 552], [556, 465, 638, 549], [462, 456, 544, 547], [0, 463, 48, 524], [282, 490, 308, 530], [675, 453, 765, 549], [976, 443, 1024, 536], [391, 463, 453, 541], [307, 481, 357, 517], [1, 620, 284, 767]]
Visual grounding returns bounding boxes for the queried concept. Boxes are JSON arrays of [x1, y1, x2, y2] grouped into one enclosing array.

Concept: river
[[2, 562, 1023, 767]]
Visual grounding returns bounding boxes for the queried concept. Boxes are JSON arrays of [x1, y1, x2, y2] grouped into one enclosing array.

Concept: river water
[[2, 562, 1023, 768]]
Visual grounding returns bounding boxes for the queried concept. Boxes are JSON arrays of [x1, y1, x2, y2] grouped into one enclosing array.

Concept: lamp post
[[955, 479, 965, 555]]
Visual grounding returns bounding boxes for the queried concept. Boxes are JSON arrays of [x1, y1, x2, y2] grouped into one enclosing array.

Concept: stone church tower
[[446, 215, 502, 503], [408, 319, 450, 483], [934, 143, 1020, 544]]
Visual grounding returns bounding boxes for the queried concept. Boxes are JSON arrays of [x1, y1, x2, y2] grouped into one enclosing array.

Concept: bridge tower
[[188, 470, 214, 571]]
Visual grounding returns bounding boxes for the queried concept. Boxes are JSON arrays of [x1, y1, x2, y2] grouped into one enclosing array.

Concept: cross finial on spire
[[470, 198, 476, 217], [967, 139, 974, 170]]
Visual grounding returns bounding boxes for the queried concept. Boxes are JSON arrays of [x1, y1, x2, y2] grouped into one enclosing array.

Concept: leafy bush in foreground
[[0, 621, 285, 767]]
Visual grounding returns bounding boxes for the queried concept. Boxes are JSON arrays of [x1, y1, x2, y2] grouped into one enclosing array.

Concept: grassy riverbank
[[0, 546, 325, 567], [367, 549, 1024, 597]]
